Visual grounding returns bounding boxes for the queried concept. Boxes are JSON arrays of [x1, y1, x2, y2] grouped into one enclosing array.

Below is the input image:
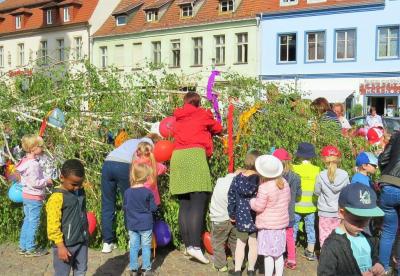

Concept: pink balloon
[[159, 117, 175, 138]]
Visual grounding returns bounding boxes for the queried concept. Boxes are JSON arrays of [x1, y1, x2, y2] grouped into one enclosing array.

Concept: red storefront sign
[[360, 80, 400, 95]]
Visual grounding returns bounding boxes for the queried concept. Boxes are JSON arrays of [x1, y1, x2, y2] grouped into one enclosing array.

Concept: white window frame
[[220, 0, 234, 12], [116, 15, 127, 26], [17, 43, 25, 66], [63, 7, 70, 22], [335, 29, 356, 61], [280, 0, 298, 6], [0, 46, 4, 68], [193, 37, 203, 66], [236, 33, 248, 64], [171, 40, 180, 67], [146, 10, 158, 22], [57, 39, 65, 61], [278, 33, 297, 63], [377, 26, 399, 59], [214, 35, 225, 65], [100, 46, 108, 68], [306, 31, 325, 62], [181, 4, 193, 17], [307, 0, 326, 3], [40, 40, 48, 65], [46, 9, 52, 24], [152, 41, 161, 65], [15, 15, 22, 29], [74, 37, 83, 60]]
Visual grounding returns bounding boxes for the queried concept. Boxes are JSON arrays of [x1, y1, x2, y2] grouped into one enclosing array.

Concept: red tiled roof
[[112, 1, 144, 15], [176, 0, 195, 4], [57, 0, 83, 7], [40, 2, 59, 10], [143, 0, 171, 10], [10, 7, 33, 15], [94, 0, 384, 38], [0, 0, 99, 36]]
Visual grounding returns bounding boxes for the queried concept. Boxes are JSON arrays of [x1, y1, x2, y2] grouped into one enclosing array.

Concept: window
[[146, 11, 158, 22], [114, 45, 124, 67], [40, 41, 48, 65], [214, 35, 225, 64], [0, 46, 4, 68], [181, 4, 193, 17], [220, 0, 234, 12], [236, 33, 248, 63], [193, 37, 203, 65], [377, 26, 399, 59], [132, 43, 143, 68], [74, 37, 82, 60], [152, 41, 161, 65], [57, 39, 65, 61], [46, 9, 52, 24], [15, 16, 22, 29], [307, 0, 326, 3], [116, 16, 127, 26], [63, 7, 70, 22], [336, 29, 356, 60], [306, 31, 325, 62], [171, 40, 180, 67], [17, 43, 24, 66], [100, 46, 108, 68], [280, 0, 298, 6], [279, 33, 296, 62]]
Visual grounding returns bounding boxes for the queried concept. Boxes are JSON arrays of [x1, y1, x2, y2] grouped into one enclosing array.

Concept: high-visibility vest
[[293, 162, 320, 214]]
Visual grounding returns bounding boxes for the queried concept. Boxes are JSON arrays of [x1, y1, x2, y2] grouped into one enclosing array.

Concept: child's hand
[[229, 218, 236, 224], [47, 179, 53, 185], [362, 272, 373, 276], [370, 263, 385, 276], [56, 243, 71, 262]]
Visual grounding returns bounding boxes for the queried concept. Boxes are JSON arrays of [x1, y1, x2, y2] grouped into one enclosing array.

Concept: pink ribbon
[[206, 70, 222, 123]]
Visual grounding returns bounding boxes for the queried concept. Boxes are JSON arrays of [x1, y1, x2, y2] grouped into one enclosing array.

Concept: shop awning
[[302, 89, 354, 103]]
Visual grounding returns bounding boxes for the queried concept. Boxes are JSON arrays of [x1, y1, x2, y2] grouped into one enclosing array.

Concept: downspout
[[256, 13, 262, 83]]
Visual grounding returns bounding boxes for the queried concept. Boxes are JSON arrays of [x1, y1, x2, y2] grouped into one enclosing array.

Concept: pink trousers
[[286, 227, 296, 263], [319, 216, 340, 247]]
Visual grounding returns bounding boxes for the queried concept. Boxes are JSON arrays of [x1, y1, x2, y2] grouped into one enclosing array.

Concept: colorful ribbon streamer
[[235, 103, 261, 144], [227, 103, 234, 173], [206, 70, 222, 123]]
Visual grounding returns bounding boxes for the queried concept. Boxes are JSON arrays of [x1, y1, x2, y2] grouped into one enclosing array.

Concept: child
[[17, 134, 52, 256], [250, 155, 291, 276], [352, 152, 378, 188], [292, 142, 320, 261], [210, 171, 238, 272], [124, 162, 157, 276], [314, 145, 350, 247], [133, 141, 166, 206], [318, 183, 385, 276], [227, 150, 261, 276], [46, 159, 88, 275], [273, 148, 301, 270], [367, 127, 386, 155]]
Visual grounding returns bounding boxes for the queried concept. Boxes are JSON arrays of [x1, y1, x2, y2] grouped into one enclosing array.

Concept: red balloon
[[159, 117, 176, 138], [154, 140, 174, 162], [202, 232, 213, 255], [87, 211, 97, 236]]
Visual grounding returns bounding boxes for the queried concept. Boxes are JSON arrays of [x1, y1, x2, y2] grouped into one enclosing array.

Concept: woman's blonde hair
[[275, 176, 285, 190], [130, 162, 153, 186], [323, 156, 340, 183], [21, 134, 44, 152], [134, 141, 157, 184], [282, 160, 292, 174]]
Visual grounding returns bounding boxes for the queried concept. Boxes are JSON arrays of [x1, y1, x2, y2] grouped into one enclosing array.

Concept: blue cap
[[295, 142, 316, 159], [355, 152, 378, 167], [339, 183, 384, 217]]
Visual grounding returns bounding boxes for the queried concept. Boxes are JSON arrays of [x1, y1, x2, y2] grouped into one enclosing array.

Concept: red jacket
[[173, 104, 223, 157]]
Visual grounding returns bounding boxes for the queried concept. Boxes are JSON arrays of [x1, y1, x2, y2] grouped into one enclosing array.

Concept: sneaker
[[102, 242, 117, 253], [142, 269, 154, 276], [24, 249, 48, 257], [228, 271, 242, 276], [17, 248, 26, 255], [187, 247, 210, 264], [213, 265, 228, 272], [303, 249, 317, 261], [129, 270, 139, 276], [247, 270, 256, 276]]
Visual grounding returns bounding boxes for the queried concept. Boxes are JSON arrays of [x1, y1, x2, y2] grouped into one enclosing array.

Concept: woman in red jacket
[[170, 92, 223, 264]]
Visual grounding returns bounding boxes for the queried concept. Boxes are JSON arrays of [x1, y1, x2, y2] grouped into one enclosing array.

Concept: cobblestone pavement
[[0, 243, 317, 276]]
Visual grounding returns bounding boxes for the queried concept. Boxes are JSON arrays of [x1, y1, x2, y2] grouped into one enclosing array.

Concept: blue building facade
[[259, 0, 400, 116]]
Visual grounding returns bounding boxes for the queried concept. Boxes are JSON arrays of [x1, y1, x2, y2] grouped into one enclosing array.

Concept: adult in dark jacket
[[378, 131, 400, 271]]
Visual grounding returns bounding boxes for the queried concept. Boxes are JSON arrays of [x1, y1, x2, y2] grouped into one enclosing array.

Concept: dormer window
[[280, 0, 298, 6], [46, 9, 53, 24], [16, 15, 22, 29], [181, 4, 193, 17], [220, 0, 234, 12], [116, 15, 127, 26], [63, 7, 70, 22], [146, 10, 158, 22]]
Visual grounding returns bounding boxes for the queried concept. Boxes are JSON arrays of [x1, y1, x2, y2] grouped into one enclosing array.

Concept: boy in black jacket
[[318, 183, 385, 276]]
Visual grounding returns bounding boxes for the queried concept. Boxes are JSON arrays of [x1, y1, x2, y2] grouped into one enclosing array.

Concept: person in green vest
[[292, 142, 320, 261]]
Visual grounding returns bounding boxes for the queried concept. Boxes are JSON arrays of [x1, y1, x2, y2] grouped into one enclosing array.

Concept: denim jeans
[[53, 242, 88, 276], [379, 185, 400, 270], [19, 198, 43, 251], [129, 230, 152, 271], [101, 161, 130, 243], [293, 213, 316, 245]]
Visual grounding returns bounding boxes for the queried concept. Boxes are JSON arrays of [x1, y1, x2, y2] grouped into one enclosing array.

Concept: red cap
[[273, 148, 291, 161], [321, 145, 341, 157], [367, 127, 384, 144]]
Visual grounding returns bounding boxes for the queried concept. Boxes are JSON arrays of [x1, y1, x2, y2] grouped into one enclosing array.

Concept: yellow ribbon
[[235, 103, 261, 144]]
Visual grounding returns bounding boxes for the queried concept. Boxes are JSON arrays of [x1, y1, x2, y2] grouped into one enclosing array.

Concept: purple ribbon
[[206, 70, 222, 122]]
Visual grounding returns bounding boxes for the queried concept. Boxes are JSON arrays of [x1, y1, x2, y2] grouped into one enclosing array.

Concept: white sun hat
[[255, 155, 283, 178]]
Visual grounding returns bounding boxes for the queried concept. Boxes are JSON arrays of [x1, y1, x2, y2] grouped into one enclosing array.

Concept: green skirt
[[169, 147, 212, 195]]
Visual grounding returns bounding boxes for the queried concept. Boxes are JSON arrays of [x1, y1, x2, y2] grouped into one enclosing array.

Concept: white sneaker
[[102, 242, 117, 253], [187, 247, 209, 264]]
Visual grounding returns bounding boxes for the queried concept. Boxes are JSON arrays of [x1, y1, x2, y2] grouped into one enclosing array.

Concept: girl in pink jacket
[[250, 155, 290, 276]]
